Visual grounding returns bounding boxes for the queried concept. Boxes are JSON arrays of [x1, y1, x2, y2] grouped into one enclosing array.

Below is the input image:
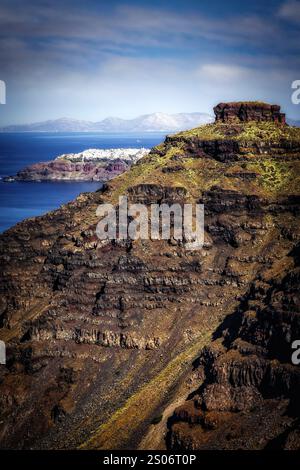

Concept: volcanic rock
[[0, 102, 300, 450], [214, 101, 286, 125], [14, 148, 149, 182]]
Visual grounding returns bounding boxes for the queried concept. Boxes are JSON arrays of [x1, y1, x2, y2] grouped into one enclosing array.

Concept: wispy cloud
[[0, 1, 293, 51], [278, 0, 300, 23], [0, 0, 299, 124]]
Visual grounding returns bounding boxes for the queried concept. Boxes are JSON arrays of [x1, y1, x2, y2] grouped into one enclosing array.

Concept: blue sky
[[0, 0, 299, 125]]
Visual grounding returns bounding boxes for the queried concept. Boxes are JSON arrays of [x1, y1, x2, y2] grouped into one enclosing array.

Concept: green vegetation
[[173, 121, 300, 144], [226, 101, 268, 105], [237, 121, 300, 144], [103, 119, 300, 206], [174, 123, 225, 140], [248, 160, 299, 193]]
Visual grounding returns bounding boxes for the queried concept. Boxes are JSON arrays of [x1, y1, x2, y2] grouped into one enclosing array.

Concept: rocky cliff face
[[14, 148, 149, 182], [15, 159, 129, 182], [168, 248, 300, 450], [214, 102, 286, 125], [0, 102, 299, 450]]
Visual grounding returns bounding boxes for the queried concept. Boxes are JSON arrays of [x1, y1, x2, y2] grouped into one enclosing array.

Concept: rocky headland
[[11, 148, 149, 182], [0, 101, 299, 450]]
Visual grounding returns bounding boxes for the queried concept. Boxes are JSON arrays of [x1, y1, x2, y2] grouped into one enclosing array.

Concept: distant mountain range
[[0, 112, 214, 133]]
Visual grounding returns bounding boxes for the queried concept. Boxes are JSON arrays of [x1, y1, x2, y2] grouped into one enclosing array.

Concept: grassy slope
[[104, 121, 300, 201]]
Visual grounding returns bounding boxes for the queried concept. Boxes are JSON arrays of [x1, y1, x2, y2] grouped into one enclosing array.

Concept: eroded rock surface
[[14, 148, 149, 182], [0, 102, 299, 450], [214, 102, 286, 125]]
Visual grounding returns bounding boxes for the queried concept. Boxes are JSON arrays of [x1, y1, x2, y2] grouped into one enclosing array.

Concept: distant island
[[5, 148, 149, 182], [0, 112, 213, 133]]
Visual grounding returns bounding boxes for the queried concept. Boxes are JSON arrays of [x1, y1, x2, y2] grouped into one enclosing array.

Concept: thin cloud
[[278, 0, 300, 23], [0, 1, 287, 48], [0, 1, 299, 124], [198, 64, 249, 82]]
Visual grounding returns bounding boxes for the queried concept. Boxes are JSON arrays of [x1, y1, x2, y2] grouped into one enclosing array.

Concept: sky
[[0, 0, 299, 125]]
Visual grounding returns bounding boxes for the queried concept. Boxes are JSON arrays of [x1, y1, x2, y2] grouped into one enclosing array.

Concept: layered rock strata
[[214, 102, 286, 125], [0, 102, 299, 450], [13, 148, 149, 182]]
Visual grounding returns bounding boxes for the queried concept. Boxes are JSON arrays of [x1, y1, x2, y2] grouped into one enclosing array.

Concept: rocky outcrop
[[214, 102, 286, 125], [13, 148, 149, 182], [0, 102, 299, 450], [128, 184, 187, 204], [16, 159, 129, 182]]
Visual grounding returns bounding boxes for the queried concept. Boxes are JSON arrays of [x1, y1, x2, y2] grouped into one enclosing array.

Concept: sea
[[0, 132, 165, 233]]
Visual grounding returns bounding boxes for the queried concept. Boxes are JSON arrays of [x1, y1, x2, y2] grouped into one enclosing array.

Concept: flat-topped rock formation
[[214, 101, 286, 124], [0, 102, 299, 450]]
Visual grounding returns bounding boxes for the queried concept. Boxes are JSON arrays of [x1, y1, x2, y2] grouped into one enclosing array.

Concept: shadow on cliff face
[[166, 242, 300, 450]]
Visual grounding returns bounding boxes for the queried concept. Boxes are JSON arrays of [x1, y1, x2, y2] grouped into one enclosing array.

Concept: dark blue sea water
[[0, 132, 165, 233]]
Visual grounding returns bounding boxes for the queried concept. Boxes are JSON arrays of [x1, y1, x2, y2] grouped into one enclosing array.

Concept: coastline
[[3, 147, 150, 183]]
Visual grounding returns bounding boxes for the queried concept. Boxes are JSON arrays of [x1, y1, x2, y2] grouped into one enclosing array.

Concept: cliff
[[13, 148, 149, 182], [214, 101, 286, 124], [0, 102, 299, 450]]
